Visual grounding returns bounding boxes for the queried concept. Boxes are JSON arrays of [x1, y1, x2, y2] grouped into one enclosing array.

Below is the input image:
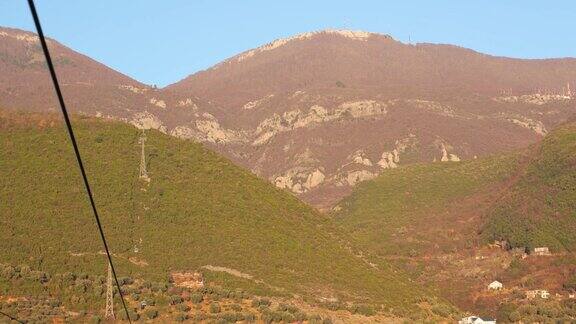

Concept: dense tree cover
[[482, 123, 576, 251], [0, 114, 454, 317], [333, 122, 576, 255]]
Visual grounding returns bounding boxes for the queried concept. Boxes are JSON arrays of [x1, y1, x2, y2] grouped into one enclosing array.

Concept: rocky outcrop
[[195, 113, 245, 144], [377, 135, 418, 169], [253, 100, 387, 145], [177, 98, 199, 109], [336, 170, 377, 187], [348, 150, 373, 167], [404, 99, 457, 118], [149, 98, 167, 109], [274, 167, 326, 194], [130, 111, 167, 133], [118, 84, 148, 94], [436, 141, 460, 162], [242, 95, 274, 110], [494, 93, 571, 105], [508, 117, 547, 136]]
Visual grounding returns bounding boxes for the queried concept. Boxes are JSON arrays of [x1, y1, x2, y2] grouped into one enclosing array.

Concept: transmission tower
[[138, 129, 150, 181], [105, 262, 115, 320]]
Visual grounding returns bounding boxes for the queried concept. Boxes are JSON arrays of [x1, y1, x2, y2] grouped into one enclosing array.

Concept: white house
[[488, 280, 503, 290], [533, 247, 551, 256], [527, 289, 551, 299], [459, 315, 497, 324]]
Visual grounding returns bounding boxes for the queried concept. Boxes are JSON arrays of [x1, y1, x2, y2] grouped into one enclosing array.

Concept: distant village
[[459, 243, 576, 324]]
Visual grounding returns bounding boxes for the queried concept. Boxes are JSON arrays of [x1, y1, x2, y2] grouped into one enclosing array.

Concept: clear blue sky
[[2, 0, 575, 87]]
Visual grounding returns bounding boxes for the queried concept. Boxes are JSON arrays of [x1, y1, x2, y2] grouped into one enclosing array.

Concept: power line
[[26, 0, 131, 322], [0, 310, 25, 324]]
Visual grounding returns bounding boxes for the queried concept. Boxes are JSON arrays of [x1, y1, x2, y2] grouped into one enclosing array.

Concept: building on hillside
[[488, 280, 503, 290], [526, 290, 538, 299], [493, 240, 509, 250], [526, 289, 551, 299], [533, 247, 551, 256], [569, 293, 575, 299], [510, 247, 527, 259], [458, 315, 496, 324]]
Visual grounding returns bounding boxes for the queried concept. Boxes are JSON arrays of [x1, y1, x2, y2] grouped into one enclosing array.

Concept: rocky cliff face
[[2, 27, 575, 209]]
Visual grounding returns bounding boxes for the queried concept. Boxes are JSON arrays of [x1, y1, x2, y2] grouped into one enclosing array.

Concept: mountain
[[166, 29, 576, 209], [330, 121, 576, 320], [0, 27, 234, 145], [0, 110, 456, 320], [2, 27, 575, 209]]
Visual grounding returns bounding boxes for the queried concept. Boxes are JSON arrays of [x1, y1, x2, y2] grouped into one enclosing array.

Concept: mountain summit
[[165, 29, 576, 208]]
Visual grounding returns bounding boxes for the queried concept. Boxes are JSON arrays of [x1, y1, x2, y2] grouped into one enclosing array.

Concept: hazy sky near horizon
[[2, 1, 575, 87]]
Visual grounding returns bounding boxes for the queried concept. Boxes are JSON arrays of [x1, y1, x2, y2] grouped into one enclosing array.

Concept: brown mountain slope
[[167, 30, 576, 108], [0, 27, 232, 141], [166, 30, 576, 209]]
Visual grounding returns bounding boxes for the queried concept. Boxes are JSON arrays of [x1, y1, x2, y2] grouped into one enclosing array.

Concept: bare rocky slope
[[2, 27, 575, 209]]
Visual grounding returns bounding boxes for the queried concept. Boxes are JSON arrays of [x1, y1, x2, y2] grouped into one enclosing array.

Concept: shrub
[[564, 274, 576, 291], [244, 312, 256, 322], [430, 303, 451, 318], [277, 303, 298, 313], [145, 309, 158, 319], [170, 295, 184, 305], [119, 310, 139, 321], [176, 304, 190, 312], [230, 303, 242, 311], [2, 266, 15, 279], [325, 301, 344, 311], [281, 312, 295, 322], [294, 311, 308, 321], [322, 317, 334, 324], [174, 313, 188, 322], [210, 302, 221, 313], [220, 311, 243, 322], [190, 293, 203, 303], [193, 313, 208, 321], [509, 311, 521, 322]]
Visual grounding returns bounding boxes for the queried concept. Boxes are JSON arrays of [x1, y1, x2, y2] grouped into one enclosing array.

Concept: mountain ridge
[[1, 25, 575, 209]]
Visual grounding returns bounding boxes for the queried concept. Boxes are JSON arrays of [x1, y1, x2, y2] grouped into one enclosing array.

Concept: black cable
[[0, 310, 25, 324], [26, 1, 132, 322]]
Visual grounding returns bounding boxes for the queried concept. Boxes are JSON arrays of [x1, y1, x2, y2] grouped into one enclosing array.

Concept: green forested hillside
[[482, 122, 576, 251], [332, 154, 520, 255], [0, 112, 448, 317], [333, 122, 576, 255]]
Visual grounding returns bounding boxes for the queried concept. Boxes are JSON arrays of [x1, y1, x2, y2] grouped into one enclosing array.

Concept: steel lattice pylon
[[105, 262, 115, 319]]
